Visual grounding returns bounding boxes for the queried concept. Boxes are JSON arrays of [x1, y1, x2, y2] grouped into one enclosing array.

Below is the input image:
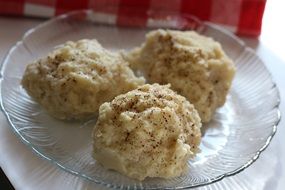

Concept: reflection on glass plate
[[0, 10, 281, 189]]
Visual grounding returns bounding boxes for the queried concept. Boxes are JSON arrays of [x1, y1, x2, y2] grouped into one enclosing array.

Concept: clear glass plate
[[0, 10, 281, 189]]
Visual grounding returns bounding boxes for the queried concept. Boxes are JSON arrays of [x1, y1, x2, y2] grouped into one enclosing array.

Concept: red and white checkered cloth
[[0, 0, 266, 36]]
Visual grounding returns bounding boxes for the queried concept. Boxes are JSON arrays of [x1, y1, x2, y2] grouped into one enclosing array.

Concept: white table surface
[[1, 1, 285, 189]]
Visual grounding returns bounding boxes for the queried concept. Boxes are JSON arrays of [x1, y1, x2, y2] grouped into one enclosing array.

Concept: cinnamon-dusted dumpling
[[125, 30, 235, 122], [22, 39, 145, 120], [92, 84, 201, 180]]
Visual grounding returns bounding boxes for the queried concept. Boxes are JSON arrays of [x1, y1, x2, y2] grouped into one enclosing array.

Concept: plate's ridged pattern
[[0, 10, 280, 189]]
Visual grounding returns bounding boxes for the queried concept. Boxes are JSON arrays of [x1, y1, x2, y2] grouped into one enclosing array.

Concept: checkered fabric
[[0, 0, 266, 36]]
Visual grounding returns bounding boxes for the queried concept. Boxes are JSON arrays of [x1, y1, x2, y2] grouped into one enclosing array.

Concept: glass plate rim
[[0, 9, 282, 189]]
